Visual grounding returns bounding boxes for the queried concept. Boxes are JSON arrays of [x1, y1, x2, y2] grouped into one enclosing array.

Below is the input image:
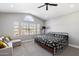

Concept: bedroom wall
[[0, 13, 45, 41], [46, 11, 79, 46]]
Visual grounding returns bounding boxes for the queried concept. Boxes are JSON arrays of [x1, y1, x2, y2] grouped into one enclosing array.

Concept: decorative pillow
[[0, 41, 8, 49], [4, 36, 13, 41], [3, 37, 10, 43]]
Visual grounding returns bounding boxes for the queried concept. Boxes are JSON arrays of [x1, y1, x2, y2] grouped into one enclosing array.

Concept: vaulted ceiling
[[0, 3, 79, 20]]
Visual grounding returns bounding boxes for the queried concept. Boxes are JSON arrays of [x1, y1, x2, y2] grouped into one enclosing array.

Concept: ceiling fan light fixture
[[38, 3, 58, 11]]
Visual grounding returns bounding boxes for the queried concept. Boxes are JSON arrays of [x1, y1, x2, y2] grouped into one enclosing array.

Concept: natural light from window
[[24, 15, 34, 22]]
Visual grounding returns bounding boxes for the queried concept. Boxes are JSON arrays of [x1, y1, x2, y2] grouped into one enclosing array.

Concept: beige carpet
[[13, 40, 79, 56]]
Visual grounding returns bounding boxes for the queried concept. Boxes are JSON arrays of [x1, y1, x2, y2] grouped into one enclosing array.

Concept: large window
[[14, 15, 40, 36], [14, 22, 40, 36], [21, 23, 40, 35]]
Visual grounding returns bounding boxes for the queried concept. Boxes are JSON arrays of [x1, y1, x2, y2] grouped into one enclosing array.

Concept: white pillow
[[0, 36, 4, 41]]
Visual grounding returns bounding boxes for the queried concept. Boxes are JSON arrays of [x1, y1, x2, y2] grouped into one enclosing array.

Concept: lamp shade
[[42, 26, 46, 29]]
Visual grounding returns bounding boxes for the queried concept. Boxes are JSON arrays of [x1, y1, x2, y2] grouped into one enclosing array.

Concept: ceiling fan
[[38, 3, 58, 10]]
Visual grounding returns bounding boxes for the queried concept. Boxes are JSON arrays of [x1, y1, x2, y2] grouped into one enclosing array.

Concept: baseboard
[[22, 39, 34, 43], [69, 44, 79, 49]]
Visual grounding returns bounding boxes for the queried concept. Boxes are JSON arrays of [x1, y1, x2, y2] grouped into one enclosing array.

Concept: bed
[[34, 32, 69, 55]]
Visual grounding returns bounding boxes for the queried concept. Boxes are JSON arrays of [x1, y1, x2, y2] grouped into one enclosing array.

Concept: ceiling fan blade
[[49, 4, 58, 6], [46, 5, 48, 10], [38, 5, 45, 8]]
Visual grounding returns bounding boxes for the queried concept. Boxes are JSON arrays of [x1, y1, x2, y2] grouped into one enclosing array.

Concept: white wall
[[0, 13, 45, 41], [46, 12, 79, 46]]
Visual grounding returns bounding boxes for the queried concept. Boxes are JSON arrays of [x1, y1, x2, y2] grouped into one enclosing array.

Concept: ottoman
[[11, 39, 21, 47]]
